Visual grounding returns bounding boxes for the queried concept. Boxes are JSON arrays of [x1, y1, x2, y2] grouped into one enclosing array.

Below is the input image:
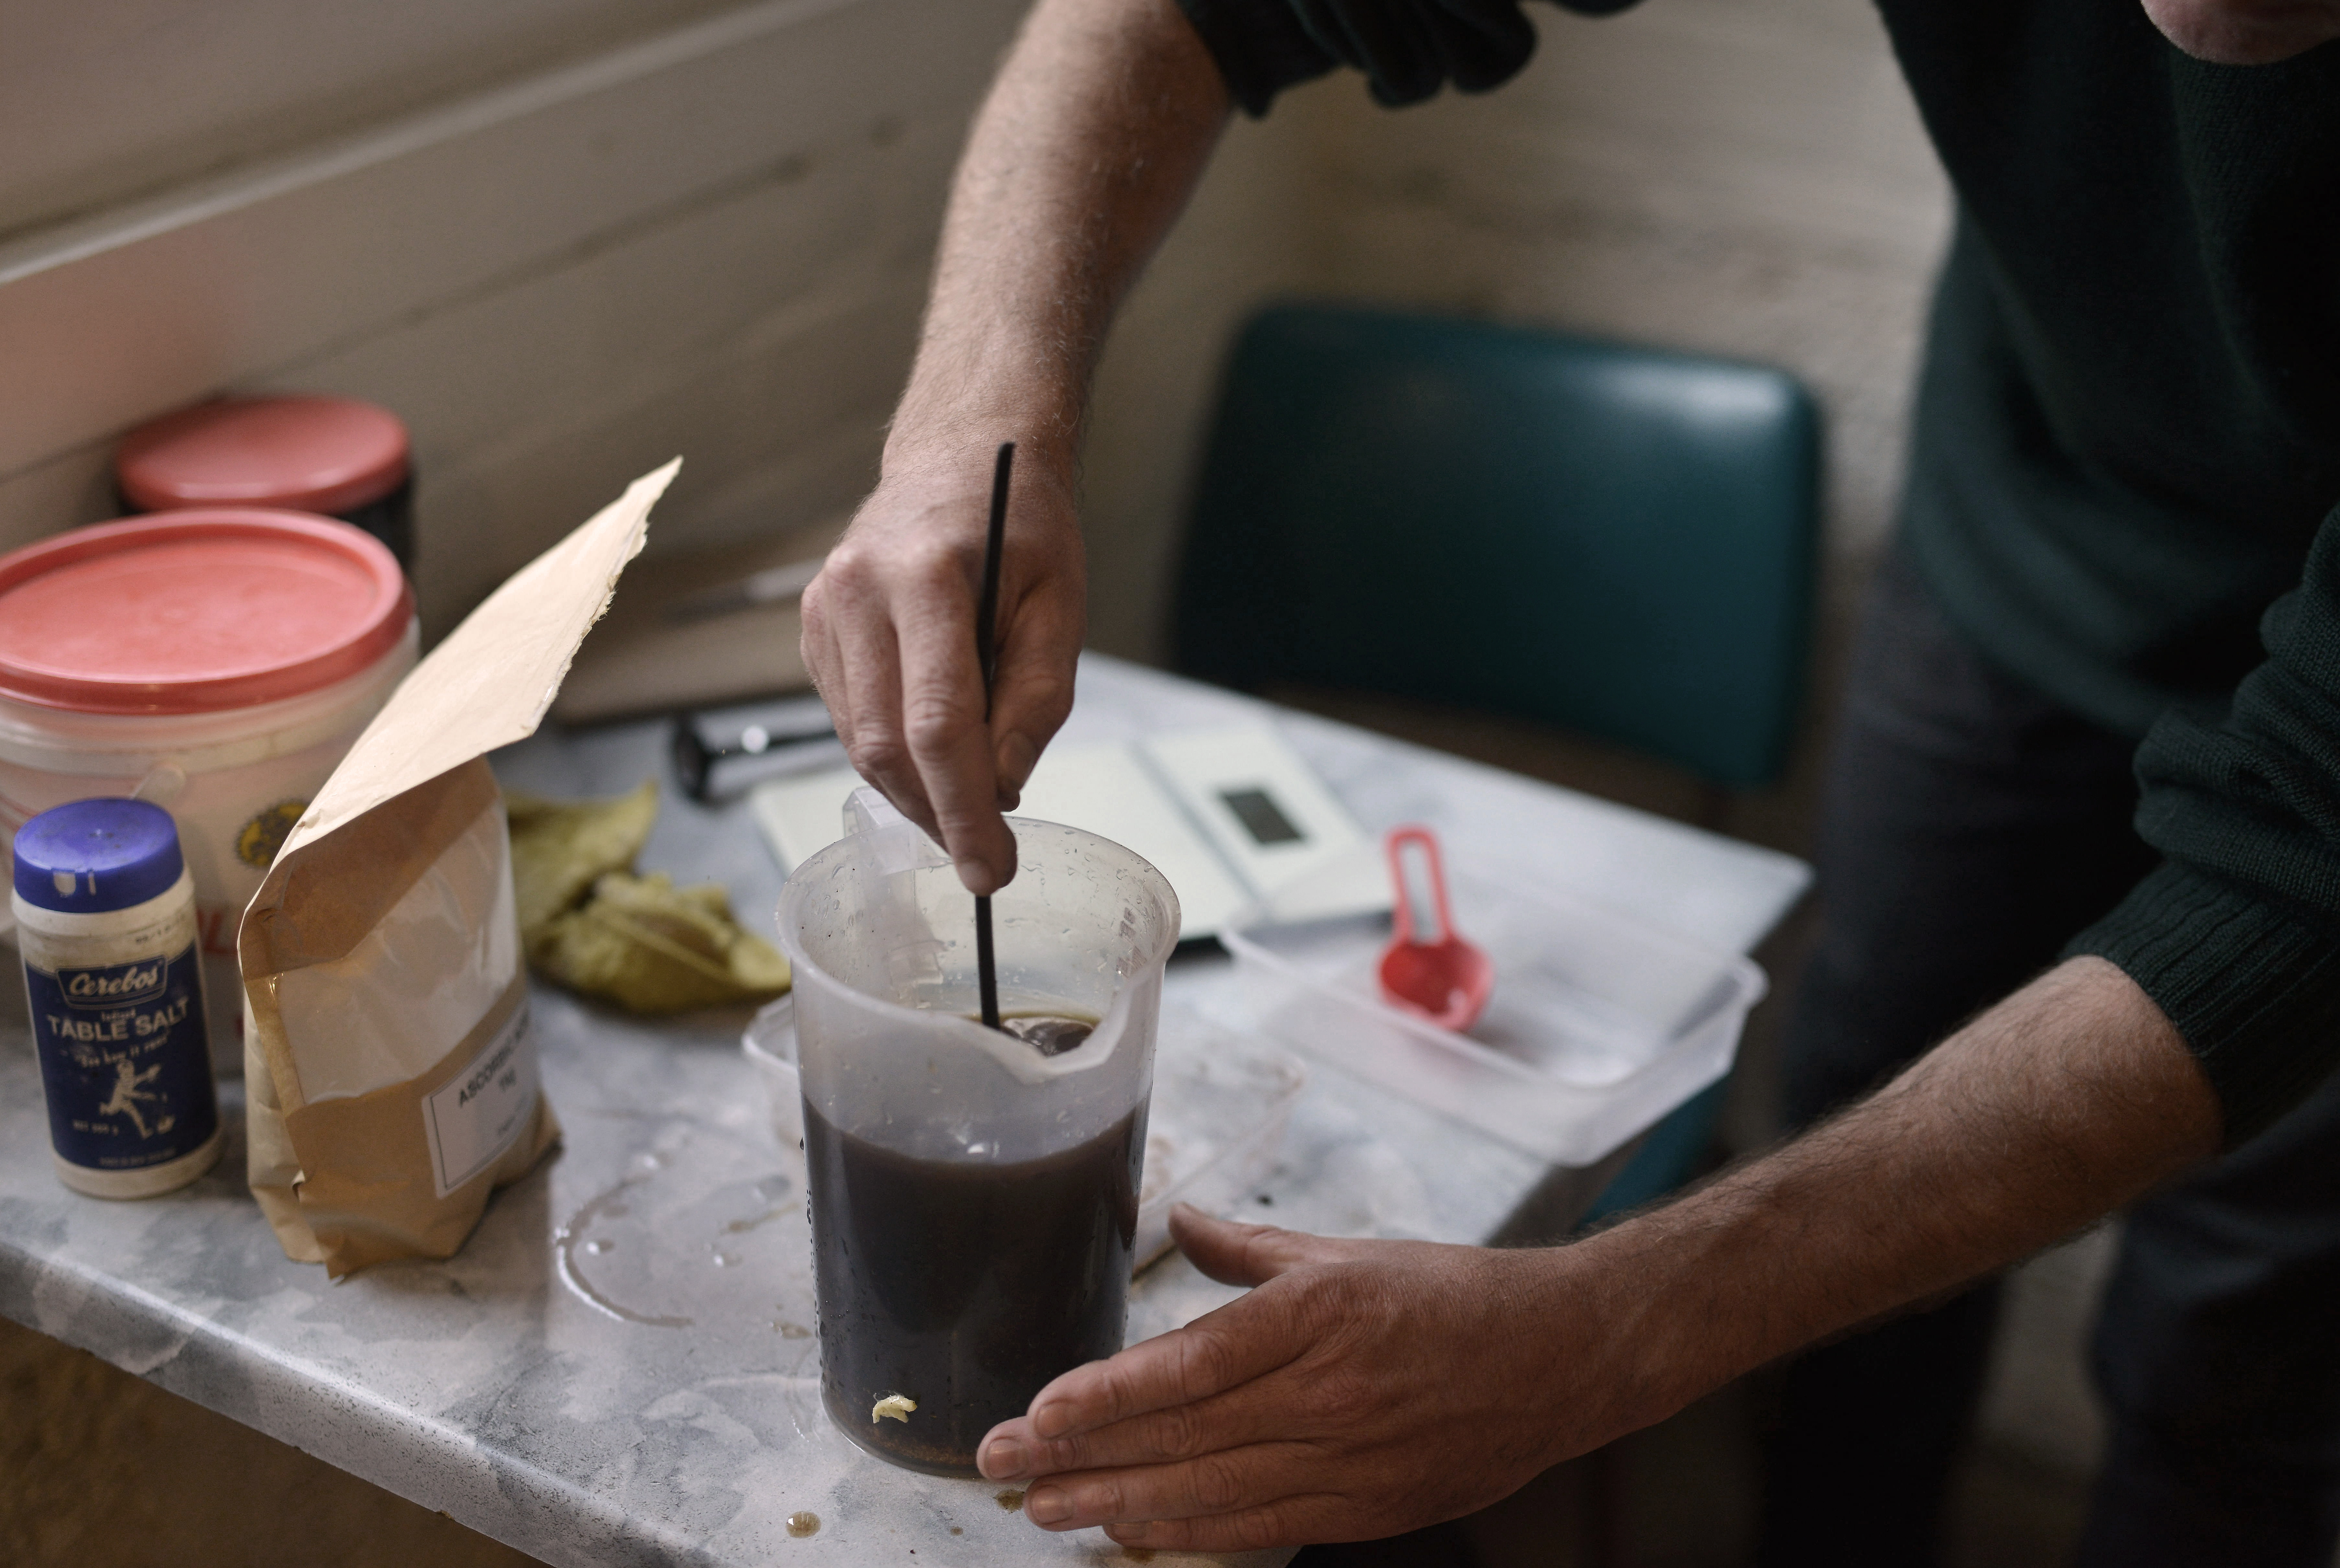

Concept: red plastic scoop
[[1376, 825, 1495, 1032]]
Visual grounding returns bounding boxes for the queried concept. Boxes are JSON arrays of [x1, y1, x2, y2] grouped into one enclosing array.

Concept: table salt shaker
[[14, 798, 222, 1197]]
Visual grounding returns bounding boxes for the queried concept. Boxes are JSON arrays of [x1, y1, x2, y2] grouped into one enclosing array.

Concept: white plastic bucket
[[0, 510, 417, 1054]]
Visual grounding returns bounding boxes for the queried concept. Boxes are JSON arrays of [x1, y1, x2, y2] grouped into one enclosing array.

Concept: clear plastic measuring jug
[[774, 790, 1181, 1475]]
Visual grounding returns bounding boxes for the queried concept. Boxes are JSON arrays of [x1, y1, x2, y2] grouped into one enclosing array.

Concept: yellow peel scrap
[[872, 1394, 917, 1424]]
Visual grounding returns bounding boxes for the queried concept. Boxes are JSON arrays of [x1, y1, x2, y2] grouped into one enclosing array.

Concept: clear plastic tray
[[1221, 854, 1765, 1166], [742, 996, 1305, 1275], [1131, 1006, 1307, 1270]]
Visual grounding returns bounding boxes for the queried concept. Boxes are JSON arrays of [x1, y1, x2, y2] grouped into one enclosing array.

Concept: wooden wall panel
[[0, 0, 1025, 632], [0, 0, 752, 238]]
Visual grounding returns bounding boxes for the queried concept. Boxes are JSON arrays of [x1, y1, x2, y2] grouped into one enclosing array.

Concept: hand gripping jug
[[775, 790, 1181, 1475]]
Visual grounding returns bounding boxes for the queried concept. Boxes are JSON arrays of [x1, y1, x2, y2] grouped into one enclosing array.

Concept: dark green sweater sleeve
[[2070, 504, 2340, 1146], [1174, 0, 1637, 116]]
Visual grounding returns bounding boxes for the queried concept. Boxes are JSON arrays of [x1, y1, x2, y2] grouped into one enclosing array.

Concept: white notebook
[[747, 725, 1388, 942]]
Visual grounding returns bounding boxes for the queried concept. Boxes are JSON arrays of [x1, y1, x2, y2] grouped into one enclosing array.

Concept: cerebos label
[[28, 942, 217, 1171]]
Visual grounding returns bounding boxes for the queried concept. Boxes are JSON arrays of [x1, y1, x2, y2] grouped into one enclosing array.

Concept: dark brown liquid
[[999, 1014, 1093, 1057], [805, 1096, 1143, 1475]]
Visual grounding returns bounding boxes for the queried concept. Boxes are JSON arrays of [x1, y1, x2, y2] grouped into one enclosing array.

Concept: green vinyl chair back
[[1174, 302, 1821, 787]]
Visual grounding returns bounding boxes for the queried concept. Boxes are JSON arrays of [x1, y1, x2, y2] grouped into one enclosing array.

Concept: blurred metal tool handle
[[671, 708, 838, 802]]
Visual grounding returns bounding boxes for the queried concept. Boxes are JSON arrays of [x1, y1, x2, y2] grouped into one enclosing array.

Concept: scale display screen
[[1220, 787, 1305, 846]]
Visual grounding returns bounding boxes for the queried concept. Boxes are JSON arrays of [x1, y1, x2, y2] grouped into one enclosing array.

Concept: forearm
[[1564, 956, 2221, 1444], [969, 960, 2220, 1547], [888, 0, 1230, 479], [803, 0, 1227, 879]]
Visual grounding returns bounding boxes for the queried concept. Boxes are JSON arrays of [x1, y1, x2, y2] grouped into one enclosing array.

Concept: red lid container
[[116, 397, 410, 516], [0, 511, 413, 714]]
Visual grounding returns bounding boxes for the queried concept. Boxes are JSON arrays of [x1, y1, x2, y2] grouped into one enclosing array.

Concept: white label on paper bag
[[422, 1002, 538, 1198]]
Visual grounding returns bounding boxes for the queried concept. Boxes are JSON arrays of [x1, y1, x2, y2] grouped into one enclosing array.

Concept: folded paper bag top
[[240, 461, 677, 1277]]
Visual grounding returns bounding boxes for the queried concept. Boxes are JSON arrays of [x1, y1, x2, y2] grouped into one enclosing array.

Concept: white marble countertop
[[0, 654, 1807, 1568]]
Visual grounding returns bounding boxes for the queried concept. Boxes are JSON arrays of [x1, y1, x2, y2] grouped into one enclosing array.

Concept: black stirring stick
[[973, 441, 1013, 1032]]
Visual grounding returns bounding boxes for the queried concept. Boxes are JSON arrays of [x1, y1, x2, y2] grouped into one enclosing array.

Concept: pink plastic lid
[[117, 396, 411, 516], [0, 510, 413, 714]]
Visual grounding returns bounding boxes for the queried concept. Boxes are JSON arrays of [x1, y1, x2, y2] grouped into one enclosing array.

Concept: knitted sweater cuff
[[2067, 861, 2340, 1149], [1175, 0, 1337, 117]]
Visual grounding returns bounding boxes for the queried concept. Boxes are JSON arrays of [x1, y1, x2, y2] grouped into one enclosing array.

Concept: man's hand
[[974, 1206, 1621, 1552], [801, 451, 1083, 894], [975, 960, 2219, 1551], [795, 0, 1227, 892]]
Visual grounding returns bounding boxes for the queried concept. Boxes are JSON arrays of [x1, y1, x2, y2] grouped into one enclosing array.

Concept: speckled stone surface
[[0, 655, 1806, 1568]]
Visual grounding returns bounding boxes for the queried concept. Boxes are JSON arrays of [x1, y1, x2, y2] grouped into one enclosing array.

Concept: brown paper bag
[[241, 462, 676, 1276]]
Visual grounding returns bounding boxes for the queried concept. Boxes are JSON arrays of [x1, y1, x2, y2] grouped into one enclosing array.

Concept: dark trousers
[[1759, 547, 2340, 1567]]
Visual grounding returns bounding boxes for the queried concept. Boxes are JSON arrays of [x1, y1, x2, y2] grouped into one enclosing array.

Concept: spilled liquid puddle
[[721, 1205, 794, 1236], [784, 1510, 820, 1538], [995, 1489, 1025, 1511], [554, 1172, 688, 1327], [555, 1133, 809, 1331]]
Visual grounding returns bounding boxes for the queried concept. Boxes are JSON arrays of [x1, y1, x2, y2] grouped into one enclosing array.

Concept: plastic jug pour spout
[[1376, 825, 1495, 1032]]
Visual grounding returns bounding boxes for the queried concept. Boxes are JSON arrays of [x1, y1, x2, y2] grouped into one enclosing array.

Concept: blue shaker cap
[[13, 798, 185, 914]]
